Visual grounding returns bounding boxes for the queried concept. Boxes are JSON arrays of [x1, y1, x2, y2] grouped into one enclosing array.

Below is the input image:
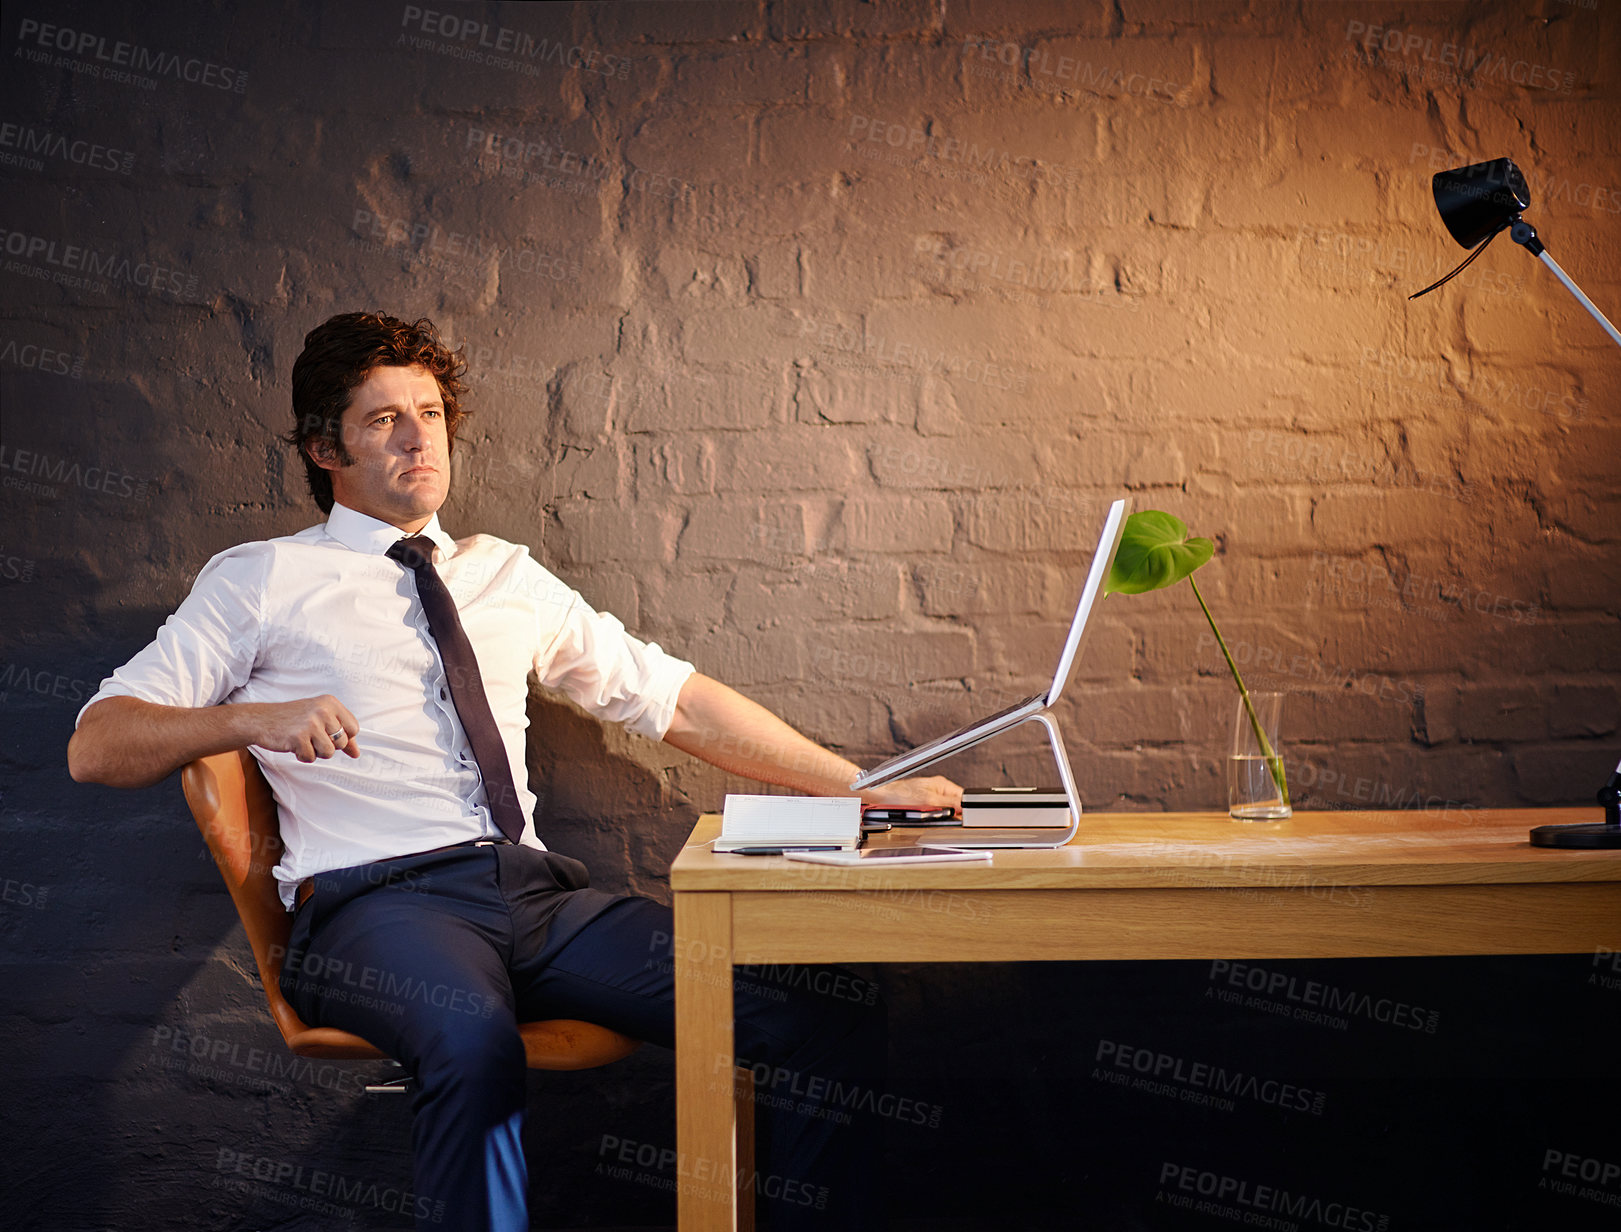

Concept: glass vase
[[1228, 691, 1291, 821]]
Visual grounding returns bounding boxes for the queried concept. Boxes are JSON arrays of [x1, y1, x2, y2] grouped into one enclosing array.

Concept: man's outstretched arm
[[67, 694, 361, 790], [662, 672, 962, 810]]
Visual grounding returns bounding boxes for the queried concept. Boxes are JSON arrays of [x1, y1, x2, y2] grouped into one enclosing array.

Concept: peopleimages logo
[[151, 1024, 372, 1095], [1158, 1163, 1390, 1231], [1207, 960, 1440, 1034], [0, 122, 135, 174], [0, 227, 198, 299], [960, 37, 1185, 105], [465, 125, 695, 200], [1343, 19, 1575, 93], [597, 1135, 829, 1210], [1094, 1039, 1328, 1116], [1192, 628, 1423, 707], [1592, 946, 1621, 993], [398, 5, 631, 79], [718, 1056, 945, 1129], [0, 338, 84, 378], [0, 444, 152, 500], [1540, 1148, 1621, 1208], [214, 1148, 445, 1224], [14, 17, 248, 92], [349, 209, 581, 282], [0, 662, 97, 705], [1409, 144, 1621, 216], [914, 235, 1140, 311], [848, 114, 1084, 188], [1312, 550, 1540, 627]]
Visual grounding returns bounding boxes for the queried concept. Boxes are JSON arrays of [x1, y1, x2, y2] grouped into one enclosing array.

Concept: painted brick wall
[[2, 1, 1617, 1229]]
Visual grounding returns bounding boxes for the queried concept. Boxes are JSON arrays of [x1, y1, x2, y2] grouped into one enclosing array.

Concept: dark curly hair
[[285, 312, 470, 513]]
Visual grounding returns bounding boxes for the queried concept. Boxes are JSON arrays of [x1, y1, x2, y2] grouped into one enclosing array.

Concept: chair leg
[[363, 1060, 414, 1095], [734, 1064, 755, 1232]]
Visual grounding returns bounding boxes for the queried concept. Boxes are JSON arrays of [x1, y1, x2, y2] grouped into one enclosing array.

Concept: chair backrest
[[181, 748, 318, 1048]]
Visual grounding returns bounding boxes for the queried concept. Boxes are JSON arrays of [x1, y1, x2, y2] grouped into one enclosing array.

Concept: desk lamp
[[1411, 157, 1621, 849]]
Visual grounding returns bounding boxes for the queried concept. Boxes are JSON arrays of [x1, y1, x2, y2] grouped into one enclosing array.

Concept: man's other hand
[[856, 774, 963, 813], [70, 693, 359, 790], [252, 695, 362, 763]]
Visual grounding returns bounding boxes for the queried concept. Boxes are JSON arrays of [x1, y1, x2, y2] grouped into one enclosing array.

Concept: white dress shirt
[[76, 502, 696, 908]]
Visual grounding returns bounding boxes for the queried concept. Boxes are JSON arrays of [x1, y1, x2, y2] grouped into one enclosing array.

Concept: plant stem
[[1188, 575, 1290, 807]]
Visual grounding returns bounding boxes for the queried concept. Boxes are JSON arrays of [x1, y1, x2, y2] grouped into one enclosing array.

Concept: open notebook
[[714, 794, 863, 852]]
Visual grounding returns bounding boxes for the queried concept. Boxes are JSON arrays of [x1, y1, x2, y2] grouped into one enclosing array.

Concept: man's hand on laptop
[[856, 774, 963, 814], [247, 694, 362, 763]]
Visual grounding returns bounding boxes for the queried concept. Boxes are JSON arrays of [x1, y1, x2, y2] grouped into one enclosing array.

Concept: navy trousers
[[280, 842, 885, 1230]]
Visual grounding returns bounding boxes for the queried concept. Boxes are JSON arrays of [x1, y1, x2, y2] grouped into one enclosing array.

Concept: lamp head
[[1432, 158, 1531, 249]]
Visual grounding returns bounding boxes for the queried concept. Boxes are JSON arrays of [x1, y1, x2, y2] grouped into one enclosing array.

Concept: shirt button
[[440, 688, 448, 700]]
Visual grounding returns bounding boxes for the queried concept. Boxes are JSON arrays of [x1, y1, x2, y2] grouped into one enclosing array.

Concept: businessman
[[68, 311, 960, 1231]]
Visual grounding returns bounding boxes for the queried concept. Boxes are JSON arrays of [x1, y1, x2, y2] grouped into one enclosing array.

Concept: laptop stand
[[912, 708, 1084, 849]]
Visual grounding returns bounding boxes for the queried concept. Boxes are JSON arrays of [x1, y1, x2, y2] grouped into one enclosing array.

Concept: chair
[[182, 749, 754, 1219]]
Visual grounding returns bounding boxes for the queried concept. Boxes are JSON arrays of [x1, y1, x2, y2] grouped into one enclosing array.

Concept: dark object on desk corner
[[1529, 760, 1621, 849]]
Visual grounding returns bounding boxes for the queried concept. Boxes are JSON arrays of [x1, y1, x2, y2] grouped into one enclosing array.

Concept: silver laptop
[[849, 497, 1130, 849]]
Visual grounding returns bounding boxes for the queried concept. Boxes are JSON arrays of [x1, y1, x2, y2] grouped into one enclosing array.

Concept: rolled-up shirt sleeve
[[75, 544, 268, 728], [536, 591, 696, 741]]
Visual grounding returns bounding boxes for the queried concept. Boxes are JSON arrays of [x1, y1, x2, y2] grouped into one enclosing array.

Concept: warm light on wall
[[1410, 156, 1621, 848]]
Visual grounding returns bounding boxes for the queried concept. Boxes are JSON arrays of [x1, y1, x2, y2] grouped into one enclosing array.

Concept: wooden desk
[[670, 806, 1621, 1230]]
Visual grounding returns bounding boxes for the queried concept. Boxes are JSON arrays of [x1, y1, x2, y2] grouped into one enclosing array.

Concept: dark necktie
[[386, 534, 527, 844]]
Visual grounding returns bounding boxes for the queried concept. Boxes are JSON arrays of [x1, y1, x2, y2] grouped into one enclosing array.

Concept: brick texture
[[5, 3, 1619, 1228]]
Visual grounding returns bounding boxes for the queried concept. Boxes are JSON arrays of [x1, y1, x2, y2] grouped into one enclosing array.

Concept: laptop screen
[[1044, 496, 1131, 706]]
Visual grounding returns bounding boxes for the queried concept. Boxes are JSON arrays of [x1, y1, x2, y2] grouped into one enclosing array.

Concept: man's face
[[312, 363, 451, 532]]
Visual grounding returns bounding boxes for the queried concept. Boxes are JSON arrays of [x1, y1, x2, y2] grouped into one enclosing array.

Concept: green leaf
[[1105, 511, 1215, 596]]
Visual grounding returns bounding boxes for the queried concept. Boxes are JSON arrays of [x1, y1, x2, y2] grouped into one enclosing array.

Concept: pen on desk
[[726, 845, 843, 856]]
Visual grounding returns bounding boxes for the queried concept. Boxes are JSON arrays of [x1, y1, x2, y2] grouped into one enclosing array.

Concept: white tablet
[[784, 847, 991, 866]]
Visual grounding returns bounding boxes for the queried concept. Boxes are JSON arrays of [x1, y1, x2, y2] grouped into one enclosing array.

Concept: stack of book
[[961, 787, 1071, 828]]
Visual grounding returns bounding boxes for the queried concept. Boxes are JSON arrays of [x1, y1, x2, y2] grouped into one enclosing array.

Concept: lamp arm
[[1508, 220, 1621, 352], [1534, 250, 1621, 351]]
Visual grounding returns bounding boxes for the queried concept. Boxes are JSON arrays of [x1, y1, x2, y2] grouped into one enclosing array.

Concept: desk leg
[[675, 891, 739, 1231]]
